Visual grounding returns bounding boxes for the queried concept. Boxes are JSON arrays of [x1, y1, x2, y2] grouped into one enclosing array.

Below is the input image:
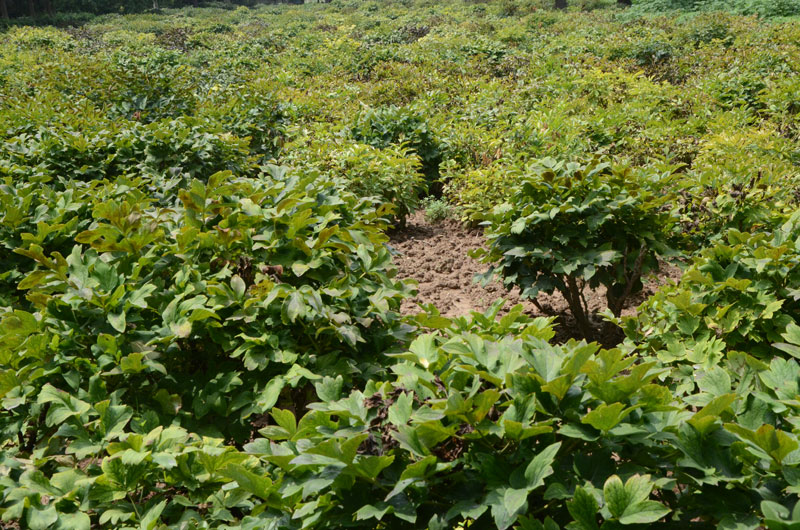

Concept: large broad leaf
[[688, 393, 736, 436], [774, 322, 800, 358], [487, 487, 528, 530], [222, 464, 273, 500], [408, 334, 440, 369], [725, 423, 799, 465], [108, 310, 126, 333], [523, 442, 562, 490], [282, 291, 306, 323], [55, 512, 91, 530], [618, 500, 672, 525], [388, 392, 414, 426], [256, 377, 285, 412], [603, 474, 669, 524], [355, 503, 392, 521], [581, 403, 633, 432], [567, 486, 599, 530], [38, 384, 91, 427], [26, 505, 58, 530], [139, 500, 166, 530]]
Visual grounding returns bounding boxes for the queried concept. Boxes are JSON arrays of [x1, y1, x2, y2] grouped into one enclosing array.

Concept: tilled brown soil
[[388, 211, 682, 343]]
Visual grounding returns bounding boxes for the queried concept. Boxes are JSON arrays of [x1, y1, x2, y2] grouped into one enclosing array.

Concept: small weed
[[422, 197, 452, 223]]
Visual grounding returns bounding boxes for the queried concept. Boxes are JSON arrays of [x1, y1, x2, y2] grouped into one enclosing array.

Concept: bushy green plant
[[325, 143, 425, 226], [443, 162, 522, 223], [350, 105, 443, 186], [478, 158, 676, 339], [682, 16, 732, 47], [630, 40, 674, 68], [0, 178, 96, 309], [1, 168, 411, 449], [105, 46, 197, 122], [708, 71, 768, 112], [421, 196, 452, 222], [0, 119, 256, 184], [5, 26, 76, 50], [628, 0, 800, 17], [5, 298, 800, 527], [622, 214, 800, 364], [674, 173, 794, 249]]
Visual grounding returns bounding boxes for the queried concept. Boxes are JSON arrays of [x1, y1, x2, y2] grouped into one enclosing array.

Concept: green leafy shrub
[[1, 168, 411, 450], [674, 127, 800, 248], [5, 299, 800, 527], [628, 0, 800, 17], [478, 158, 676, 339], [442, 162, 521, 223], [321, 143, 425, 227], [0, 118, 264, 185], [630, 40, 674, 68], [421, 196, 452, 222], [105, 47, 197, 123], [198, 87, 286, 161], [622, 215, 800, 364], [708, 71, 768, 112], [350, 105, 443, 186], [682, 16, 732, 47], [675, 173, 794, 249], [6, 26, 76, 51], [0, 179, 96, 309]]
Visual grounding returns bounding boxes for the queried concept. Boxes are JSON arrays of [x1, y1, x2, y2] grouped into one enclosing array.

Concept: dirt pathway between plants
[[388, 211, 680, 342]]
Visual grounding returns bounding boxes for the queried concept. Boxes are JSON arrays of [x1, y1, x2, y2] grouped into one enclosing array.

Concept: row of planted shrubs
[[5, 11, 800, 232]]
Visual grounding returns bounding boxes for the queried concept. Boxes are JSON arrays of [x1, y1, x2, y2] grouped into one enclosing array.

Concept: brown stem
[[578, 278, 590, 317], [564, 276, 593, 340], [23, 403, 49, 453], [530, 297, 548, 315], [609, 242, 647, 318]]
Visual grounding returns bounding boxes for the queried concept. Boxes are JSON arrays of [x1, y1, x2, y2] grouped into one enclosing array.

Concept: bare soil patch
[[388, 211, 682, 343]]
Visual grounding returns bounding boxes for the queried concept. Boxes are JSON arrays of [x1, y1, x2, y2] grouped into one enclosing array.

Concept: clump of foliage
[[1, 168, 412, 450], [1, 119, 256, 184], [300, 141, 425, 227], [350, 105, 443, 186], [478, 158, 676, 339], [627, 0, 800, 17], [421, 196, 453, 223], [622, 213, 800, 364], [442, 162, 521, 223], [5, 26, 76, 50], [7, 298, 800, 528], [674, 173, 794, 249]]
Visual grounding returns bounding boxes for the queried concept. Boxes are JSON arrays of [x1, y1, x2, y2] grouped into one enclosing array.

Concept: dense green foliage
[[2, 0, 800, 528], [628, 0, 800, 18], [477, 158, 675, 338], [622, 215, 800, 363]]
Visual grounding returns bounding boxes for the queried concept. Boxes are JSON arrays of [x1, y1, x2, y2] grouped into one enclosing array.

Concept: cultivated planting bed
[[1, 1, 800, 528]]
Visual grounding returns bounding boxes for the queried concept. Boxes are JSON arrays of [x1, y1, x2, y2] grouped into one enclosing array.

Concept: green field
[[2, 1, 800, 528]]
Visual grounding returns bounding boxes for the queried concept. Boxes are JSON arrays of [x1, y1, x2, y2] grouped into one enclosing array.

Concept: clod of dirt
[[388, 211, 681, 344]]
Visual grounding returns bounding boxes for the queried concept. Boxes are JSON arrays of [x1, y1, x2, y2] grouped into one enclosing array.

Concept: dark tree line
[[556, 0, 631, 6], [1, 0, 55, 18], [0, 0, 299, 19]]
